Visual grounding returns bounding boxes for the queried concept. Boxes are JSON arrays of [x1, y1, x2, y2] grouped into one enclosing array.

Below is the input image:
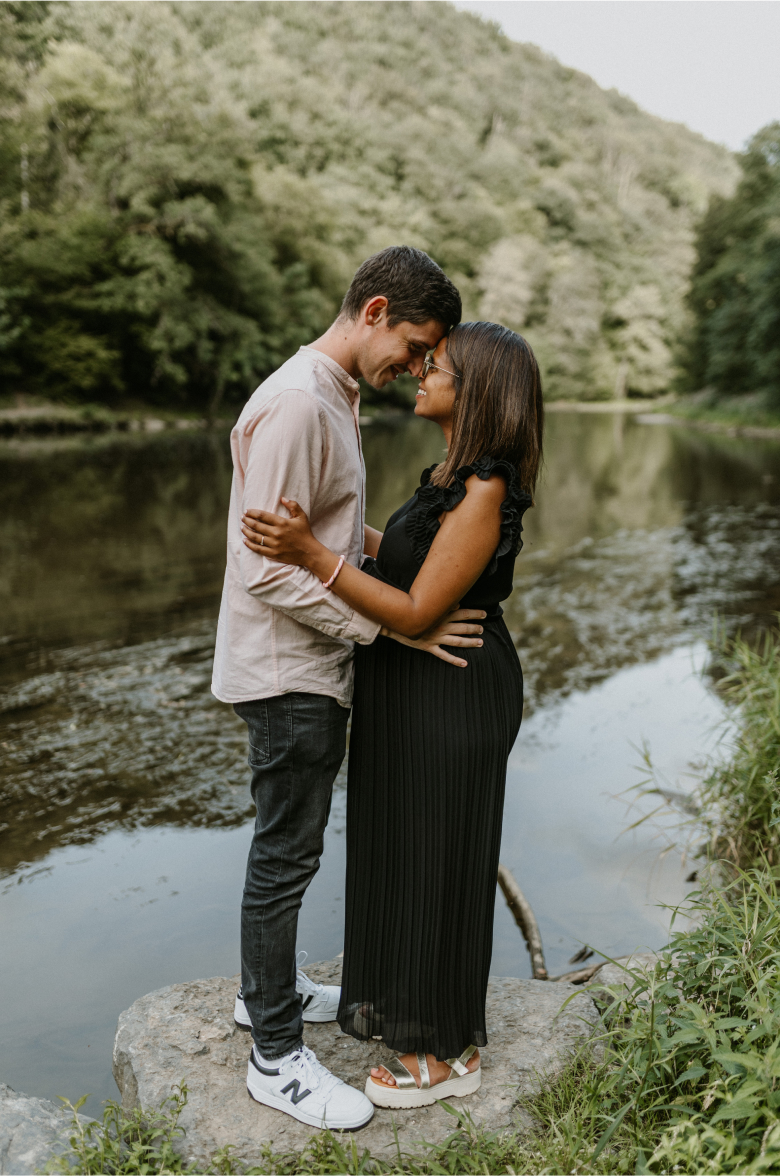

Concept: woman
[[241, 321, 543, 1109]]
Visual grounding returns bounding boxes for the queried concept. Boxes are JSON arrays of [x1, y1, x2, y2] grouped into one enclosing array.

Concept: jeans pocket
[[237, 700, 270, 766]]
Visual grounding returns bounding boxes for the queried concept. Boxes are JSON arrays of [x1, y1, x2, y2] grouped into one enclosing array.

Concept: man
[[212, 246, 479, 1130]]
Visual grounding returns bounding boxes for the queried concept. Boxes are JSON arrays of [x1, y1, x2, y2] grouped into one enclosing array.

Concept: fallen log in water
[[497, 863, 548, 980]]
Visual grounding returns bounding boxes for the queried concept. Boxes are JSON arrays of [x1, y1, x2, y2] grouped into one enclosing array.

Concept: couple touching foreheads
[[211, 245, 544, 1130]]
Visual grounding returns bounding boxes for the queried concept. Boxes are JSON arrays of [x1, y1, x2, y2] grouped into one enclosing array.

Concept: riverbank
[[546, 392, 780, 440], [0, 398, 402, 437], [653, 393, 780, 440], [6, 393, 780, 443], [0, 399, 227, 437], [544, 393, 676, 415]]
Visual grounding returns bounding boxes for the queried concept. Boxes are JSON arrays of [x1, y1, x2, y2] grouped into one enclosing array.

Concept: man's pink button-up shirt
[[211, 346, 381, 709]]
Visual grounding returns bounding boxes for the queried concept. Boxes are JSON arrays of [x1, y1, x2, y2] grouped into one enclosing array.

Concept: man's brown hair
[[340, 246, 461, 330], [431, 321, 544, 497]]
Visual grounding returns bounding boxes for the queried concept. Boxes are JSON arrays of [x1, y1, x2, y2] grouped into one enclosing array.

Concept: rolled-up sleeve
[[238, 390, 379, 645]]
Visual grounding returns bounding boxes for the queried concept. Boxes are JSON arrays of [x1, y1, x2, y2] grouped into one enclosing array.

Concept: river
[[2, 410, 780, 1117]]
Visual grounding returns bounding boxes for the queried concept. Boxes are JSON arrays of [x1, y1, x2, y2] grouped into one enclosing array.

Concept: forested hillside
[[685, 122, 780, 407], [0, 0, 738, 410]]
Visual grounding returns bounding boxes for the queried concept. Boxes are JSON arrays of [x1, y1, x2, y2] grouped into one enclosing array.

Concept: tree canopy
[[685, 123, 780, 407], [0, 0, 737, 409]]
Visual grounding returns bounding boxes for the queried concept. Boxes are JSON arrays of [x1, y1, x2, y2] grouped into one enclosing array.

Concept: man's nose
[[406, 355, 424, 378]]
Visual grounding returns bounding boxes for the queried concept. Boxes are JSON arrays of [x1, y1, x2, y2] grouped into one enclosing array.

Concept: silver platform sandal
[[365, 1045, 480, 1108]]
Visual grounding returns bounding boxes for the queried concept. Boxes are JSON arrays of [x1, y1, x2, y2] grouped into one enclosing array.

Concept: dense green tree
[[686, 123, 780, 405], [0, 0, 737, 409]]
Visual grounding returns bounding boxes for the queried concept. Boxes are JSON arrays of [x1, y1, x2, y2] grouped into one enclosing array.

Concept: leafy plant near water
[[582, 871, 780, 1175], [45, 1084, 201, 1174]]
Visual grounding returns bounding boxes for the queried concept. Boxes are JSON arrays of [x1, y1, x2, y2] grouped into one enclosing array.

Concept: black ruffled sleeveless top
[[365, 454, 532, 616]]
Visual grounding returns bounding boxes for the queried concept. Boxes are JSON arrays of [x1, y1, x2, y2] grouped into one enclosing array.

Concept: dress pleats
[[339, 621, 522, 1059]]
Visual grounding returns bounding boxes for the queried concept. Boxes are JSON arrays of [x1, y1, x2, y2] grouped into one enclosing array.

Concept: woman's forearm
[[305, 539, 448, 638]]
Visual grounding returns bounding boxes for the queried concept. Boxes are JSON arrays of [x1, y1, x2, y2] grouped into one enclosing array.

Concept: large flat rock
[[114, 959, 600, 1168], [0, 1083, 92, 1175]]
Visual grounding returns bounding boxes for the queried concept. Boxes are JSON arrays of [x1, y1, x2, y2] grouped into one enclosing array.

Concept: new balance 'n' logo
[[281, 1079, 311, 1105]]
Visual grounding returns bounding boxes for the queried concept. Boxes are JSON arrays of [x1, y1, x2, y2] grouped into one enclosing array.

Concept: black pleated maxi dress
[[338, 455, 531, 1061]]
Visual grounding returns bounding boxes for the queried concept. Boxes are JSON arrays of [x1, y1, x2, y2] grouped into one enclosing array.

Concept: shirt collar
[[299, 346, 360, 404]]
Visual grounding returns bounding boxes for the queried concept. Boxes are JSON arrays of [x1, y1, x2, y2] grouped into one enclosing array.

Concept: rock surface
[[590, 952, 661, 1002], [0, 1083, 92, 1175], [113, 958, 600, 1168]]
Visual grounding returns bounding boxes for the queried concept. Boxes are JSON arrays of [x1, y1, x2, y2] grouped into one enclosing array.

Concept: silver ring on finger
[[260, 535, 264, 546]]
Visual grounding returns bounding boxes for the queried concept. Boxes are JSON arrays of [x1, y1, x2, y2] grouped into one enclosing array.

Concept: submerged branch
[[498, 863, 548, 979]]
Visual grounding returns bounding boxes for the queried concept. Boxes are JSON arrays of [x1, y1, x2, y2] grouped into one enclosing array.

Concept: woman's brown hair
[[429, 321, 544, 497]]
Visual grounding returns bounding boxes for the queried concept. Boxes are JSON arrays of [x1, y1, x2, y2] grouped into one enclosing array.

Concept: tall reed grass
[[698, 627, 780, 873]]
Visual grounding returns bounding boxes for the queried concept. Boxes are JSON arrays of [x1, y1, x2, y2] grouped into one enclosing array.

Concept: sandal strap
[[417, 1052, 430, 1089], [445, 1044, 477, 1077], [385, 1056, 417, 1089]]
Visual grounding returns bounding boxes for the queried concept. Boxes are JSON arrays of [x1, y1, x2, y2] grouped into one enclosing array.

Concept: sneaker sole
[[301, 1006, 340, 1023], [365, 1067, 481, 1108], [246, 1081, 374, 1131]]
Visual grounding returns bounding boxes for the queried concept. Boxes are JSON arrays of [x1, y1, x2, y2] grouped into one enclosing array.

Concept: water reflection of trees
[[0, 431, 233, 676]]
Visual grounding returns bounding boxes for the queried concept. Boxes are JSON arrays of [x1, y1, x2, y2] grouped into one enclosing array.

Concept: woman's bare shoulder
[[461, 471, 508, 505], [438, 472, 507, 528]]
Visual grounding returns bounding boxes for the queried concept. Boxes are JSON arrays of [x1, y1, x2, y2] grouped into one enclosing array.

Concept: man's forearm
[[242, 554, 379, 644]]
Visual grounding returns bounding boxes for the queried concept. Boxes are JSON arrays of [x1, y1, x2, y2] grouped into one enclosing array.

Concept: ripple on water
[[0, 625, 249, 877], [509, 503, 780, 713]]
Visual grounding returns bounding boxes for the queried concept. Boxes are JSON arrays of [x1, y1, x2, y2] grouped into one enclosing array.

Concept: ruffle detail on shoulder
[[407, 455, 533, 573]]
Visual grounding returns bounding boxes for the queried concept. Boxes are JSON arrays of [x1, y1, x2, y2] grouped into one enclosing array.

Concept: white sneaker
[[247, 1043, 373, 1130], [234, 952, 340, 1029]]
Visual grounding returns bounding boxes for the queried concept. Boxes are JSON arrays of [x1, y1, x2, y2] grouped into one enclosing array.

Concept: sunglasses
[[420, 350, 460, 380]]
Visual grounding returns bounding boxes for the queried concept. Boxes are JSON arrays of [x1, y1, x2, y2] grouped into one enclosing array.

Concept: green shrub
[[594, 871, 780, 1174], [45, 1084, 202, 1174]]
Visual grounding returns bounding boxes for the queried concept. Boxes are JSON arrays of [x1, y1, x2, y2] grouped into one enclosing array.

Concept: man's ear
[[362, 296, 389, 327]]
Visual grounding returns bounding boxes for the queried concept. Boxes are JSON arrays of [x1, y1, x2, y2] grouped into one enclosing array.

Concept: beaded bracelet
[[322, 555, 345, 590]]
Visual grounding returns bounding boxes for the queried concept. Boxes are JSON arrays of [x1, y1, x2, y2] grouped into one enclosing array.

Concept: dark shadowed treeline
[[0, 0, 737, 410], [685, 123, 780, 408]]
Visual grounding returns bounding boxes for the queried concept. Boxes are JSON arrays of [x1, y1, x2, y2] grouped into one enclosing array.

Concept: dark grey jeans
[[234, 692, 349, 1059]]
